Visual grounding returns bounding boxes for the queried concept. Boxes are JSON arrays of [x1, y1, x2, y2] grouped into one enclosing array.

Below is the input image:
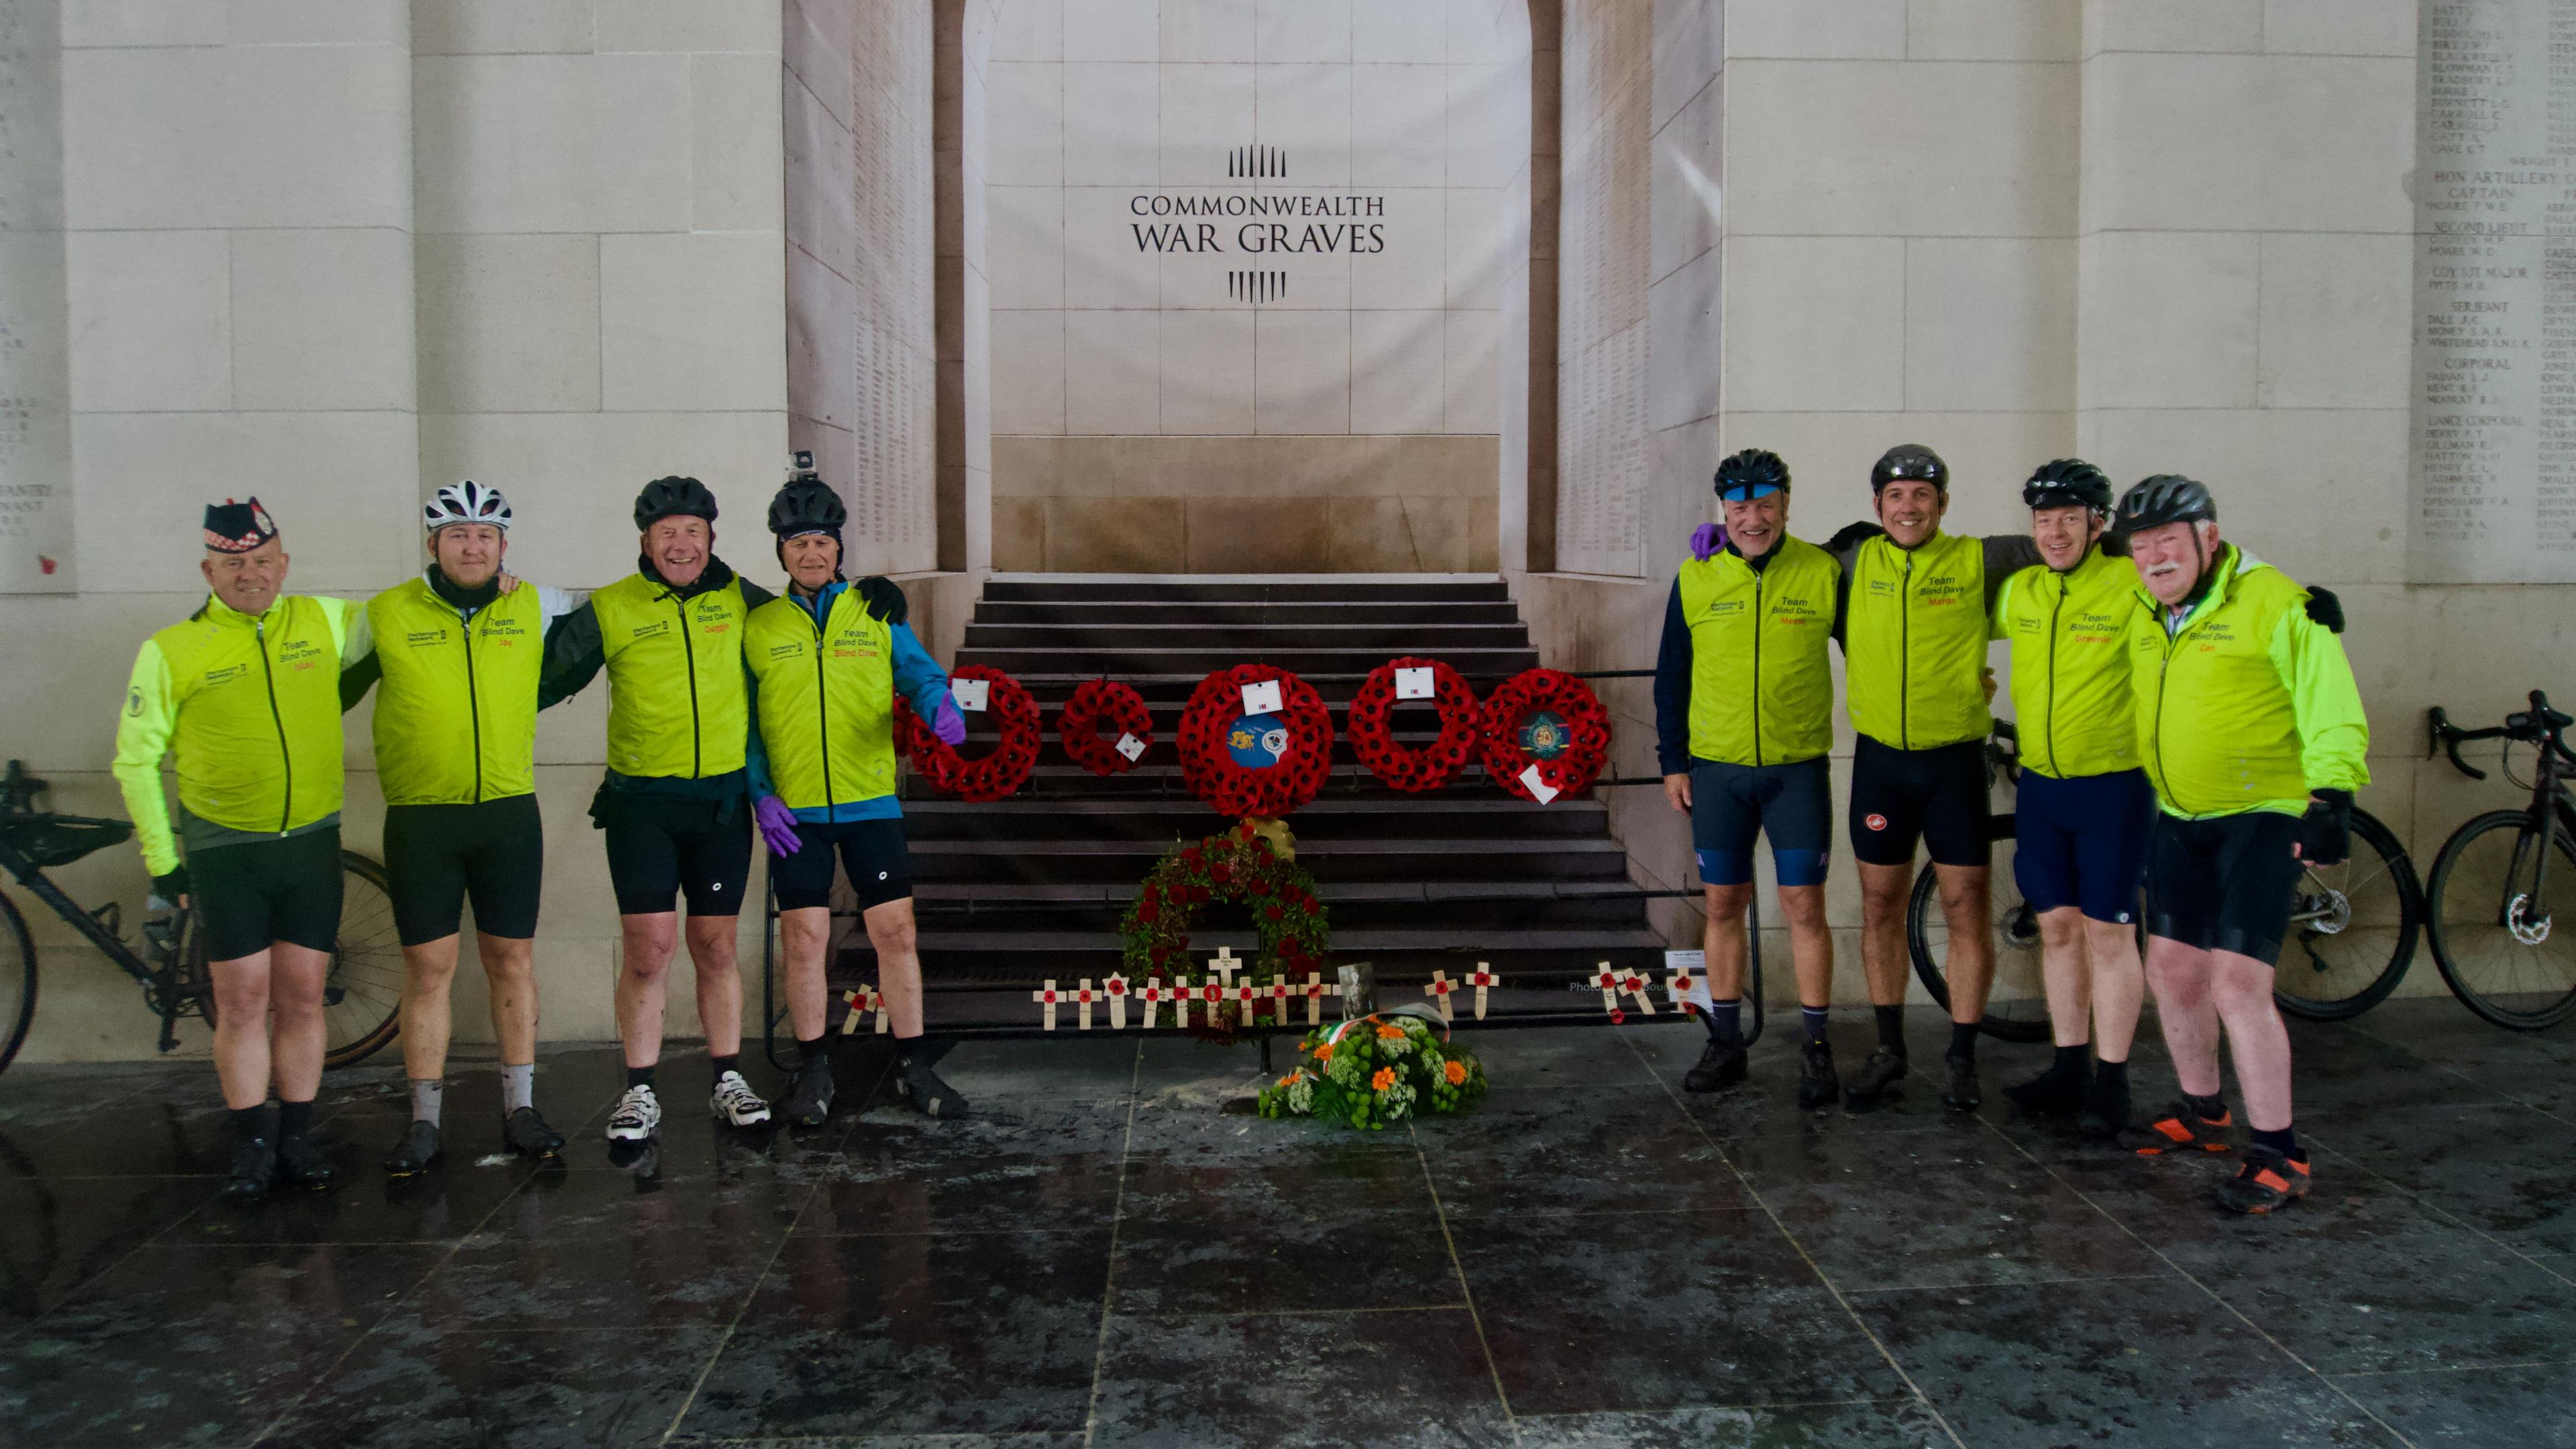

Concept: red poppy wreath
[[1477, 667, 1610, 802], [1346, 656, 1480, 792], [1176, 663, 1334, 818], [894, 664, 1040, 802], [1057, 678, 1153, 776]]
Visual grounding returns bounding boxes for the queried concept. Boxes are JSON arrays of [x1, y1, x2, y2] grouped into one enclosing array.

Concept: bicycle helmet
[[2022, 458, 2110, 515], [1870, 443, 1948, 495], [767, 474, 846, 539], [2112, 474, 2216, 535], [424, 479, 513, 533], [1714, 449, 1790, 500], [634, 475, 719, 531]]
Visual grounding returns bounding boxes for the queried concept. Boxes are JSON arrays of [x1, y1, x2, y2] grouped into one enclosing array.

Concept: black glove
[[2302, 586, 2345, 635], [854, 576, 909, 625], [148, 866, 190, 907], [1824, 521, 1886, 555], [2298, 789, 2353, 867]]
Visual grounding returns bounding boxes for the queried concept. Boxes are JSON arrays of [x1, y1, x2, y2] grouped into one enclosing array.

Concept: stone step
[[981, 575, 1509, 604], [954, 645, 1544, 677], [899, 794, 1611, 841], [961, 621, 1533, 651], [906, 835, 1634, 884], [971, 599, 1525, 627], [839, 926, 1674, 988]]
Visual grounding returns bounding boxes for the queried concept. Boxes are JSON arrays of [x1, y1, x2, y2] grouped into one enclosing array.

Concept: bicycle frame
[[0, 833, 193, 1053]]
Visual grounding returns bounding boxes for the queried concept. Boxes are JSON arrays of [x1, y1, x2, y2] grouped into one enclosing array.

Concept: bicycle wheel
[[1907, 854, 2051, 1043], [0, 892, 36, 1076], [2272, 806, 2422, 1021], [2427, 811, 2576, 1030], [324, 851, 405, 1068]]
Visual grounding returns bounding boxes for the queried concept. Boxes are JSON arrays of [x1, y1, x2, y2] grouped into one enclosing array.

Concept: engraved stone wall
[[0, 0, 70, 592]]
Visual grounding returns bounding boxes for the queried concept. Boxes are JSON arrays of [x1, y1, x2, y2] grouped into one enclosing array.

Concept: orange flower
[[1444, 1060, 1468, 1085], [1277, 1073, 1299, 1087], [1314, 1042, 1334, 1063], [1371, 1067, 1397, 1093], [1374, 1023, 1404, 1040]]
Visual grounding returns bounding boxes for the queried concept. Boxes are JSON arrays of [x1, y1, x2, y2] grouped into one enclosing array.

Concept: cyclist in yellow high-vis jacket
[[339, 481, 582, 1175], [1985, 461, 2155, 1138], [1825, 445, 2041, 1114], [2114, 474, 2368, 1215], [1654, 449, 1843, 1109], [538, 477, 777, 1142], [111, 498, 365, 1199], [743, 466, 967, 1126]]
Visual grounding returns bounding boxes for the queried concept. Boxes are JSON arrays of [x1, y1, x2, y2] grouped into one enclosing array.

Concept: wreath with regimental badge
[[1176, 663, 1334, 818], [1057, 678, 1153, 776], [1345, 656, 1481, 793], [894, 664, 1040, 802], [1478, 667, 1611, 802]]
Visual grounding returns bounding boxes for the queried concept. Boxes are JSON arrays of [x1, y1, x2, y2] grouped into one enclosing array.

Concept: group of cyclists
[[109, 442, 2365, 1218], [1654, 446, 2369, 1215], [111, 468, 970, 1200]]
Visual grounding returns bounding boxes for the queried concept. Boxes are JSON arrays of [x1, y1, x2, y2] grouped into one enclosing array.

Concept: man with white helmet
[[341, 481, 586, 1173]]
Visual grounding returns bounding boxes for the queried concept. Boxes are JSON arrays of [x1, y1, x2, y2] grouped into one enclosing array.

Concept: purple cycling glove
[[931, 696, 967, 747], [753, 794, 802, 856], [1689, 523, 1725, 561]]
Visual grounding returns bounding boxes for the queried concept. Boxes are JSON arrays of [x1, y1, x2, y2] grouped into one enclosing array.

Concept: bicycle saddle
[[0, 813, 133, 870]]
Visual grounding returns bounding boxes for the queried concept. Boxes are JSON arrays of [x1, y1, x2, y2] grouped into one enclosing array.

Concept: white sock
[[409, 1078, 443, 1127], [500, 1062, 535, 1115]]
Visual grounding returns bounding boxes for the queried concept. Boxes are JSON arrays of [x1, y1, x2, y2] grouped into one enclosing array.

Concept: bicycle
[[0, 759, 407, 1076], [2425, 690, 2576, 1028], [1906, 722, 2421, 1038]]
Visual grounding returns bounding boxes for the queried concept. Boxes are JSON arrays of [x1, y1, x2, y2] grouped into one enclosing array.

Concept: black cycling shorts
[[770, 816, 913, 912], [383, 794, 545, 946], [1688, 756, 1831, 888], [2146, 810, 2307, 965], [2013, 768, 2153, 925], [192, 827, 343, 963], [600, 790, 752, 917], [1849, 735, 1991, 869]]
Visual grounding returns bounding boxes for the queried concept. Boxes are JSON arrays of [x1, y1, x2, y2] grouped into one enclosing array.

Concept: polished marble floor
[[3, 1000, 2573, 1448]]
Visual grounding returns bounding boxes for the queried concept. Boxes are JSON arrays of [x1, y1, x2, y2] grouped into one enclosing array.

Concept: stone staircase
[[829, 575, 1674, 1027]]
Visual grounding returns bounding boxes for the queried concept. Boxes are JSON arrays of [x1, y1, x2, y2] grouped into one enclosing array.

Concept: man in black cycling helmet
[[1986, 459, 2156, 1137], [1657, 448, 1843, 1108], [2110, 474, 2368, 1214], [541, 477, 779, 1143]]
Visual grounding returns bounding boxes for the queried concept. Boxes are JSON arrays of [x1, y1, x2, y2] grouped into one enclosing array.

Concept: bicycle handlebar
[[2430, 690, 2576, 782]]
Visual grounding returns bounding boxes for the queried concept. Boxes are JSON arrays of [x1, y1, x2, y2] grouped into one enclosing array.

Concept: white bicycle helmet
[[425, 479, 512, 533]]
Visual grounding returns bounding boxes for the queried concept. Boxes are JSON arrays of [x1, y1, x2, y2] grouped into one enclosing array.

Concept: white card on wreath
[[1518, 763, 1560, 804], [1239, 679, 1283, 715], [1394, 666, 1435, 700], [951, 678, 989, 712], [1664, 950, 1715, 1011], [1115, 732, 1146, 761]]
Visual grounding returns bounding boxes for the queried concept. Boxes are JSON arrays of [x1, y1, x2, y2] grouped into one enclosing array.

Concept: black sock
[[2094, 1057, 2129, 1091], [2051, 1044, 2088, 1079], [2183, 1089, 2227, 1122], [275, 1099, 313, 1142], [231, 1105, 268, 1146], [1873, 1006, 1905, 1054], [796, 1034, 829, 1067], [1799, 1006, 1830, 1048], [626, 1065, 655, 1091], [710, 1053, 740, 1083], [1947, 1021, 1980, 1062], [2249, 1124, 2298, 1157], [1704, 1000, 1742, 1042]]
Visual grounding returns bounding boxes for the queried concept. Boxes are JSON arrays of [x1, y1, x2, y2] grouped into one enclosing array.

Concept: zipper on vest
[[1898, 551, 1913, 750], [2152, 625, 2179, 802], [811, 598, 835, 807], [1750, 570, 1765, 766], [461, 604, 485, 804], [2044, 575, 2064, 778], [677, 595, 703, 778], [255, 615, 292, 833]]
